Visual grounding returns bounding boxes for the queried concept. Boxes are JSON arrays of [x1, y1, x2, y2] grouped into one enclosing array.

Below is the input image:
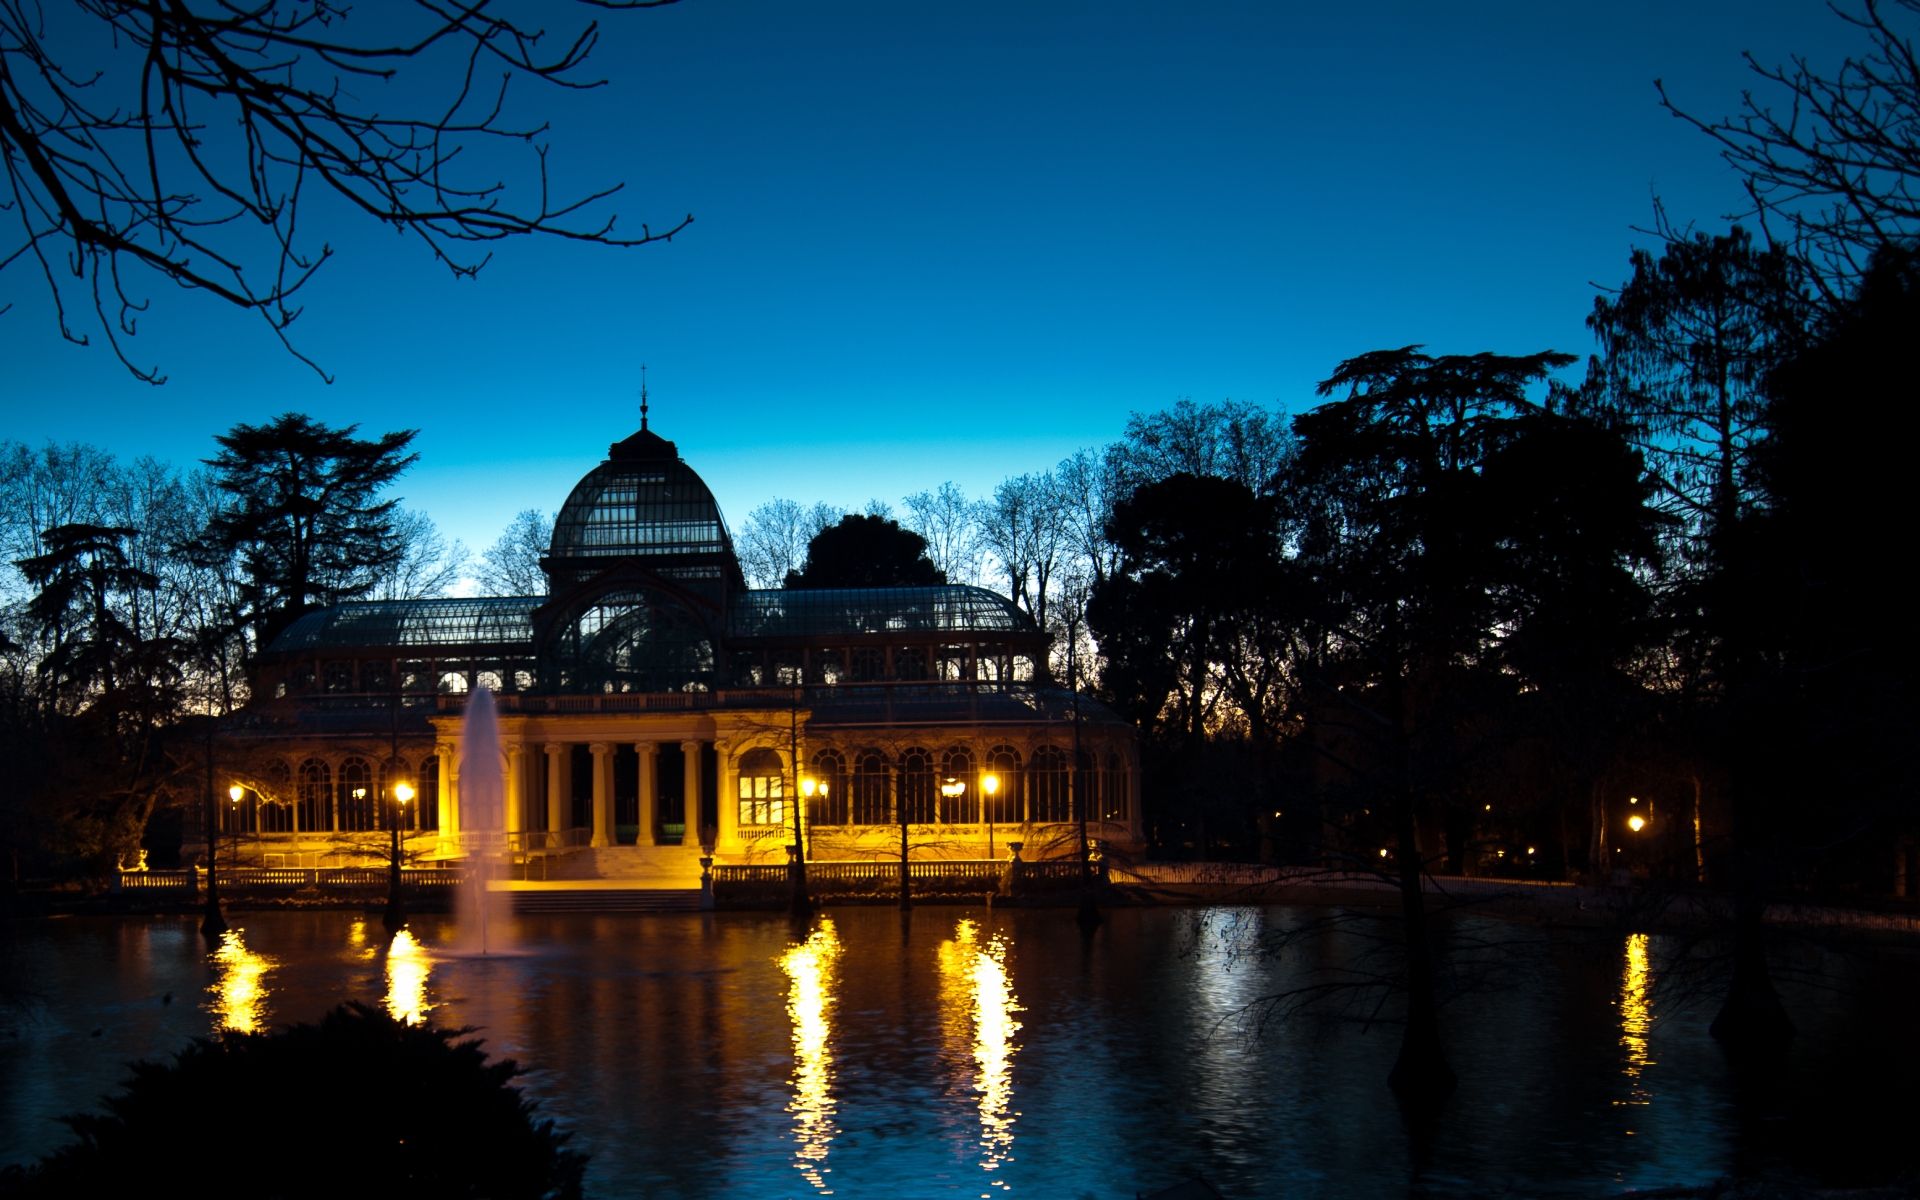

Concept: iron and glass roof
[[270, 598, 540, 653], [548, 458, 733, 564], [727, 586, 1036, 639]]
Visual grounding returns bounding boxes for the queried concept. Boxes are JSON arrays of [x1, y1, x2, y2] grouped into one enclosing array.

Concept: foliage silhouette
[[0, 1002, 586, 1200], [785, 513, 947, 589]]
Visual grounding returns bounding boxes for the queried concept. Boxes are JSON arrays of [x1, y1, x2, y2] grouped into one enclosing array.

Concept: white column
[[504, 743, 525, 834], [682, 739, 703, 848], [545, 743, 566, 836], [590, 742, 613, 848], [714, 741, 737, 852], [437, 739, 458, 848], [635, 742, 657, 846]]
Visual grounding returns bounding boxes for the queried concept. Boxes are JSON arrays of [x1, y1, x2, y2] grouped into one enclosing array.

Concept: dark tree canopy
[[0, 1003, 585, 1200], [785, 514, 947, 589], [203, 413, 419, 652]]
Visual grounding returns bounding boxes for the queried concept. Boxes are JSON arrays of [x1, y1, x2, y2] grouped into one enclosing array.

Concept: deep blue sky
[[1, 1, 1860, 557]]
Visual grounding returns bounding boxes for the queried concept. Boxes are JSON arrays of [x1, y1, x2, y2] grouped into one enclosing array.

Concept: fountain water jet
[[453, 687, 513, 954]]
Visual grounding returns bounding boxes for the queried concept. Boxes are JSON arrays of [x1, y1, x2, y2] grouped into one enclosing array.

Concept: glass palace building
[[208, 418, 1141, 878]]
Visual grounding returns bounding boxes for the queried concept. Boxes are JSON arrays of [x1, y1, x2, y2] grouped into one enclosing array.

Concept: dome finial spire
[[639, 363, 650, 431]]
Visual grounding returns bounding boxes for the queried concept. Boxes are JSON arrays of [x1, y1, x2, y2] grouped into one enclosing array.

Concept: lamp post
[[383, 782, 413, 933], [199, 721, 228, 940], [791, 775, 816, 921], [982, 773, 1000, 861]]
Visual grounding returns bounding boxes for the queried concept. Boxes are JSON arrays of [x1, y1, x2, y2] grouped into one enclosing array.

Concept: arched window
[[939, 747, 977, 825], [420, 756, 441, 831], [852, 751, 891, 826], [262, 761, 295, 833], [338, 758, 376, 831], [850, 646, 884, 683], [1028, 746, 1070, 824], [983, 746, 1021, 825], [377, 759, 409, 830], [736, 748, 787, 827], [298, 758, 333, 832], [898, 748, 935, 825], [1103, 751, 1128, 822], [809, 751, 847, 826], [893, 646, 928, 681]]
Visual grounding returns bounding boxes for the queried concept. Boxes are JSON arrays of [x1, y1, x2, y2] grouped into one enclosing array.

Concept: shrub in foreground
[[0, 1002, 585, 1200]]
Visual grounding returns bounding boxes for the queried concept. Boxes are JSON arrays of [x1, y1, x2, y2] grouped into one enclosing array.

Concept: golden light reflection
[[1617, 932, 1655, 1105], [938, 917, 1022, 1192], [385, 929, 432, 1025], [780, 919, 842, 1194], [210, 929, 274, 1033]]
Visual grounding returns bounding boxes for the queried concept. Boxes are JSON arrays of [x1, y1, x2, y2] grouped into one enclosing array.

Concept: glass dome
[[544, 425, 741, 592]]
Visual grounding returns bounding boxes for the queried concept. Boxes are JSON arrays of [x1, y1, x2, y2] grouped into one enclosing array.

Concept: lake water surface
[[3, 907, 1916, 1198]]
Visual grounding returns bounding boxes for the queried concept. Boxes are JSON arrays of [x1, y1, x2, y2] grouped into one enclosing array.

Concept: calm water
[[3, 907, 1917, 1199]]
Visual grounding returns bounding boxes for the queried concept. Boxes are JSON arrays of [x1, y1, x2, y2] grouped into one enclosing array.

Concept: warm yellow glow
[[941, 777, 966, 798], [1379, 848, 1389, 858], [210, 930, 274, 1033], [1628, 815, 1646, 832], [1527, 847, 1536, 855], [1618, 932, 1654, 1095], [384, 929, 431, 1024], [780, 919, 842, 1194], [228, 784, 244, 803], [395, 782, 415, 804], [801, 777, 817, 798], [982, 773, 1000, 797], [938, 917, 1022, 1188]]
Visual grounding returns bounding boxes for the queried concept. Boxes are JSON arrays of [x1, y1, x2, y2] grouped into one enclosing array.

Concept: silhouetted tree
[[475, 509, 554, 596], [785, 514, 947, 589], [0, 1003, 585, 1199], [1659, 0, 1920, 304], [202, 414, 419, 654], [0, 1, 691, 381]]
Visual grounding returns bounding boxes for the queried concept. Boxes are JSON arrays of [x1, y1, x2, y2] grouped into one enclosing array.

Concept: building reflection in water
[[210, 929, 274, 1033], [1618, 932, 1654, 1107], [385, 929, 432, 1025], [938, 917, 1022, 1192], [780, 918, 842, 1194]]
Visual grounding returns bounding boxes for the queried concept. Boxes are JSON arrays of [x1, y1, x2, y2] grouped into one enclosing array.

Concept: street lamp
[[383, 781, 414, 934], [1627, 814, 1646, 833], [982, 773, 1000, 860]]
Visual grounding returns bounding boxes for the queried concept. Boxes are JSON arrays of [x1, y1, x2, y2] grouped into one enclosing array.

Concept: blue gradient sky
[[1, 1, 1858, 557]]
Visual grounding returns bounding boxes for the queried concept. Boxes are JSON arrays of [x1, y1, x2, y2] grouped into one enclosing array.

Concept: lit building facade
[[209, 419, 1140, 878]]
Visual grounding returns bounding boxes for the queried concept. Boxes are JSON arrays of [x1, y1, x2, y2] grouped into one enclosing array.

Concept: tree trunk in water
[[1388, 793, 1456, 1104], [1710, 769, 1794, 1044]]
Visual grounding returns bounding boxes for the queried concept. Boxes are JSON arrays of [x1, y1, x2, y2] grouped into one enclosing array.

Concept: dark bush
[[0, 1003, 585, 1199]]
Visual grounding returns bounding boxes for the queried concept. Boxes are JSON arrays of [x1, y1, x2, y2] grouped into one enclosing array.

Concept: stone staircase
[[511, 887, 701, 914], [537, 844, 704, 887]]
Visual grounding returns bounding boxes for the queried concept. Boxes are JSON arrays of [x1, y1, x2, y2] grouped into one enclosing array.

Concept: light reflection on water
[[209, 929, 274, 1033], [938, 917, 1023, 1192], [385, 930, 432, 1025], [780, 917, 841, 1194], [10, 908, 1920, 1199]]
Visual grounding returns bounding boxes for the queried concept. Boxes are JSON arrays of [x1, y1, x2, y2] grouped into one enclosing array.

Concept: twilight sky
[[0, 1, 1859, 560]]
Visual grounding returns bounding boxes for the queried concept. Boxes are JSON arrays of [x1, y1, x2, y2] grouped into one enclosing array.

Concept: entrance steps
[[534, 845, 704, 887], [510, 886, 701, 914]]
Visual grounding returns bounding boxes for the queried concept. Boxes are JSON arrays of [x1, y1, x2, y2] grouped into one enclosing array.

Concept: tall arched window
[[809, 751, 847, 826], [419, 756, 441, 831], [378, 758, 410, 830], [983, 746, 1021, 825], [736, 748, 787, 827], [939, 747, 977, 825], [297, 759, 332, 832], [1103, 751, 1127, 821], [338, 758, 375, 830], [262, 761, 295, 833], [898, 748, 935, 825], [1028, 746, 1070, 823], [852, 751, 890, 826]]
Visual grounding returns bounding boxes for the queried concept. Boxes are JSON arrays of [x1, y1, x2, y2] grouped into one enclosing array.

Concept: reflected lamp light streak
[[939, 917, 1023, 1191], [385, 929, 432, 1025], [210, 929, 274, 1034], [780, 918, 842, 1194], [1617, 932, 1655, 1103]]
